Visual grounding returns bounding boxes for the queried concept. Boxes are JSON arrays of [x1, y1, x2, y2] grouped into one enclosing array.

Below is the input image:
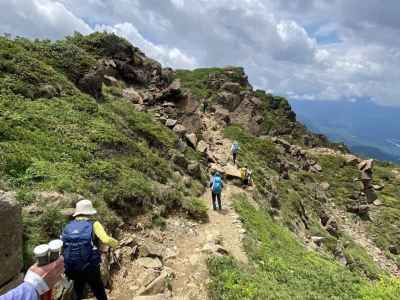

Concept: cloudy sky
[[1, 0, 400, 106]]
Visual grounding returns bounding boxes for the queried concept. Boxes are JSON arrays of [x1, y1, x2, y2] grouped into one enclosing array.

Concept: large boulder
[[0, 192, 23, 288], [78, 71, 103, 100], [214, 106, 231, 125], [217, 91, 242, 111], [221, 82, 241, 94]]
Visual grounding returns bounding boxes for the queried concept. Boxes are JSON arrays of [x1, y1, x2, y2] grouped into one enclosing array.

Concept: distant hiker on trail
[[210, 172, 224, 210], [202, 98, 209, 113], [231, 141, 240, 165], [62, 199, 118, 300], [240, 166, 252, 187]]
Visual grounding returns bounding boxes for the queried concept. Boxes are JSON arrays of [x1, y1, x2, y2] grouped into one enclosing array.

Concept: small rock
[[136, 257, 163, 269], [138, 269, 174, 296], [196, 140, 208, 153], [123, 88, 142, 103], [388, 245, 399, 255], [173, 124, 187, 135], [138, 241, 164, 258], [136, 269, 160, 288], [103, 75, 119, 86], [372, 184, 384, 191], [373, 199, 383, 206], [311, 236, 325, 246], [165, 119, 177, 128], [320, 182, 330, 191], [162, 102, 176, 108], [185, 133, 198, 148]]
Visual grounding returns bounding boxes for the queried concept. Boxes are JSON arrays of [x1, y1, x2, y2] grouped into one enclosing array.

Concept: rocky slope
[[0, 32, 400, 299]]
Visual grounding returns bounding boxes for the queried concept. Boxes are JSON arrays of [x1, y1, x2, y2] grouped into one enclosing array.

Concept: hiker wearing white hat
[[62, 199, 118, 300], [73, 199, 97, 217]]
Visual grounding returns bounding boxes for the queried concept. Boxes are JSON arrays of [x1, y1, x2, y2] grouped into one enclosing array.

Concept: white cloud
[[1, 0, 400, 106], [94, 22, 197, 69], [0, 0, 92, 39]]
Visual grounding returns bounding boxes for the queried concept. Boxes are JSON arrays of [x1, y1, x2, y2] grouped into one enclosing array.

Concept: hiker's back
[[62, 220, 101, 273], [212, 176, 222, 193], [232, 142, 239, 153]]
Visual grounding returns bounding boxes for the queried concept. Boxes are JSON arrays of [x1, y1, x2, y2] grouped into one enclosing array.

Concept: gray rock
[[138, 269, 174, 296], [185, 133, 198, 148], [136, 257, 163, 269], [320, 182, 330, 191], [172, 153, 188, 169], [217, 91, 242, 111], [222, 82, 241, 94], [196, 140, 208, 153], [103, 75, 119, 87], [37, 84, 59, 99], [138, 241, 164, 258], [123, 88, 142, 103], [0, 192, 23, 287], [389, 245, 399, 255], [78, 71, 103, 100], [188, 162, 202, 179], [165, 119, 177, 128], [173, 124, 187, 135]]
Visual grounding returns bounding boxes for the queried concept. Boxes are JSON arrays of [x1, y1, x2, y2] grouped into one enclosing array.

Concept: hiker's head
[[73, 199, 97, 217], [215, 172, 221, 177]]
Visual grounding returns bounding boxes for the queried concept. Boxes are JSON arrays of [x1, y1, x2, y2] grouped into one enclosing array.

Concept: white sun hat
[[73, 199, 97, 217]]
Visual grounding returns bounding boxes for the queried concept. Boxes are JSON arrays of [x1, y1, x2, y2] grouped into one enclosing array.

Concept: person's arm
[[1, 257, 64, 300], [0, 283, 38, 300], [93, 221, 118, 249]]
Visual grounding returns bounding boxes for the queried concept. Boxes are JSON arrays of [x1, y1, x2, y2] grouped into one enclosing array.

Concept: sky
[[1, 0, 400, 106]]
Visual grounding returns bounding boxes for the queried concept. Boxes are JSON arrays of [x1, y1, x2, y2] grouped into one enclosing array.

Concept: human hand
[[24, 256, 65, 295]]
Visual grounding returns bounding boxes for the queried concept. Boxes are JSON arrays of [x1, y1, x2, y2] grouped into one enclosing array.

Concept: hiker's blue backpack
[[62, 220, 101, 272], [212, 176, 222, 193]]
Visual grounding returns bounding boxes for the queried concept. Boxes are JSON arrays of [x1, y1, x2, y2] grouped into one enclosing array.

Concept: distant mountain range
[[290, 99, 400, 164]]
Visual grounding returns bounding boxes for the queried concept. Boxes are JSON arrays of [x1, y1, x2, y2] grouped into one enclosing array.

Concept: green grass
[[208, 194, 399, 299], [175, 67, 246, 100]]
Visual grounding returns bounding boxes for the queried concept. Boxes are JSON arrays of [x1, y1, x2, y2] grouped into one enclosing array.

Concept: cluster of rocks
[[112, 234, 176, 299], [272, 138, 322, 176], [78, 38, 173, 101], [346, 159, 385, 217]]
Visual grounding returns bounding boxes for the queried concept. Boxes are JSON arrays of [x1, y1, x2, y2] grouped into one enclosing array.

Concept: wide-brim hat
[[73, 199, 97, 217]]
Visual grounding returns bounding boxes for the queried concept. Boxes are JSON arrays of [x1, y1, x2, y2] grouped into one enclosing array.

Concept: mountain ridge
[[0, 32, 399, 299]]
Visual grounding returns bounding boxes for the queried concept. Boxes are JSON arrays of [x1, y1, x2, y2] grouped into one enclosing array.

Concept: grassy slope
[[0, 34, 207, 265], [208, 194, 400, 300]]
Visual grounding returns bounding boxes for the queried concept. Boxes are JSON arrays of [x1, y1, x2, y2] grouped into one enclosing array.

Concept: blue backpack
[[62, 220, 101, 272], [212, 176, 223, 193]]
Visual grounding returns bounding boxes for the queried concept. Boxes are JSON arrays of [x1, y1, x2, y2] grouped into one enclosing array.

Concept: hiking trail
[[109, 111, 253, 299]]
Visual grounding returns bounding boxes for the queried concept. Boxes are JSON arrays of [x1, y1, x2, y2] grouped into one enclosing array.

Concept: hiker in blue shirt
[[210, 172, 224, 210]]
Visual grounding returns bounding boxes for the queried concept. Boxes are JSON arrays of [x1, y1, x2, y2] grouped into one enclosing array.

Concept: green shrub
[[182, 197, 209, 222]]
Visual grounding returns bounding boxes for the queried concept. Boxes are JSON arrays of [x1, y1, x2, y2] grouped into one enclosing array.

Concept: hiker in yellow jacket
[[240, 165, 252, 187], [62, 199, 118, 300]]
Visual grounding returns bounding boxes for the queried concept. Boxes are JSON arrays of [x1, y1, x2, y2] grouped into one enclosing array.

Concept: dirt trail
[[109, 111, 252, 299], [165, 112, 250, 299]]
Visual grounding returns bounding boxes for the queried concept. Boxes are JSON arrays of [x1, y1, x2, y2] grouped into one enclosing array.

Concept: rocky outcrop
[[0, 192, 23, 290]]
